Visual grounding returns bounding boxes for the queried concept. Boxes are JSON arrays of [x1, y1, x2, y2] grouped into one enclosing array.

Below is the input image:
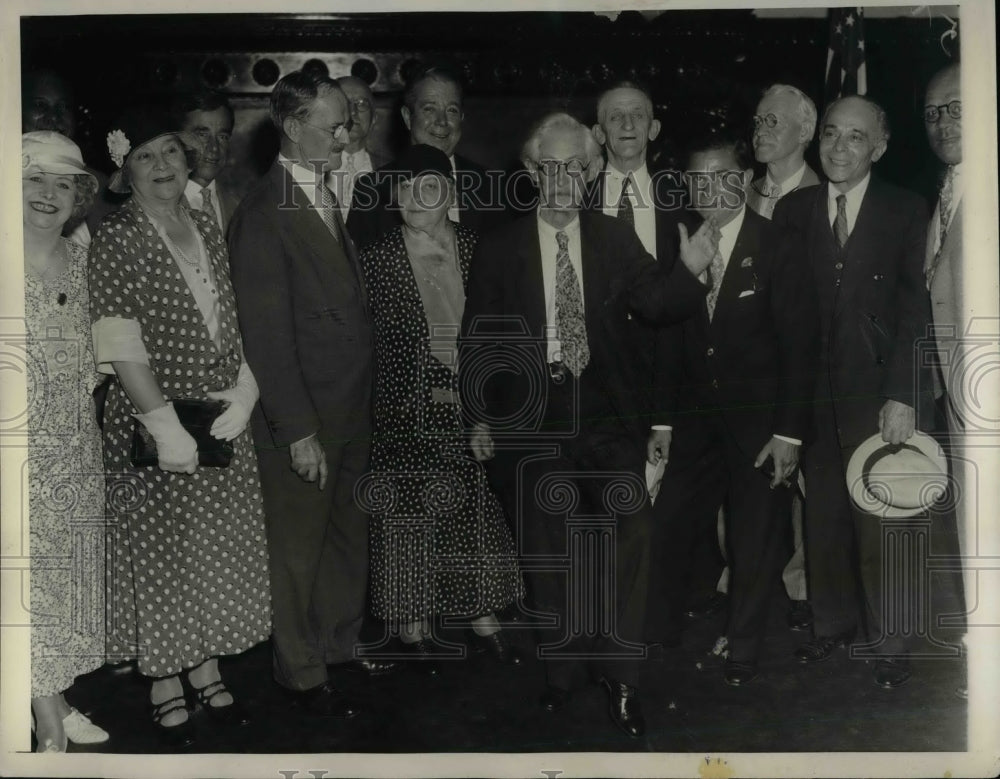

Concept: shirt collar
[[184, 177, 216, 199], [827, 171, 871, 209], [718, 205, 746, 244], [765, 161, 807, 193], [278, 152, 326, 205], [606, 162, 650, 188], [537, 210, 581, 243]]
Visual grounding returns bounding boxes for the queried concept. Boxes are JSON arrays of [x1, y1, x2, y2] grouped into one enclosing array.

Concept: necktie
[[554, 231, 590, 377], [319, 184, 341, 243], [926, 165, 957, 288], [617, 174, 635, 227], [341, 153, 357, 220], [763, 181, 782, 219], [201, 186, 220, 229], [834, 193, 849, 250], [705, 246, 726, 322]]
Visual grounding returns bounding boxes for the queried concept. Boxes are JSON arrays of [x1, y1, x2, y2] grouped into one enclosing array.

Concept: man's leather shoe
[[794, 629, 855, 663], [874, 658, 911, 689], [284, 682, 361, 718], [787, 600, 813, 632], [723, 660, 759, 687], [539, 686, 571, 713], [339, 658, 400, 676], [467, 630, 523, 666], [601, 678, 645, 739], [685, 590, 728, 619]]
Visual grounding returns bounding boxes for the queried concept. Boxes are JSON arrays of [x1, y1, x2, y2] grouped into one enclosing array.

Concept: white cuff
[[773, 434, 802, 445], [92, 317, 149, 374], [651, 424, 673, 431]]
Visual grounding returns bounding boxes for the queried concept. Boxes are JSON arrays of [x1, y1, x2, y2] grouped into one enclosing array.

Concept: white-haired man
[[748, 84, 821, 219], [460, 112, 716, 738]]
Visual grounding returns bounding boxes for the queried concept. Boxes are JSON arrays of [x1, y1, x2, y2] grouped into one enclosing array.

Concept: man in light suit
[[746, 83, 823, 633], [647, 134, 818, 685], [174, 91, 241, 234], [228, 71, 394, 718], [460, 113, 715, 737], [923, 62, 968, 698], [326, 76, 390, 223], [748, 84, 822, 219], [346, 62, 505, 250], [774, 96, 932, 689]]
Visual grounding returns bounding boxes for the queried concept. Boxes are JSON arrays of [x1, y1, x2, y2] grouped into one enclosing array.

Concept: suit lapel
[[579, 214, 605, 337], [835, 177, 882, 314], [516, 217, 547, 337], [711, 211, 758, 330]]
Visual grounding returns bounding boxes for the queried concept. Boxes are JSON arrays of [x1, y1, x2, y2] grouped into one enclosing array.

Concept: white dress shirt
[[278, 153, 327, 208], [826, 172, 871, 237], [602, 163, 657, 256], [184, 178, 225, 228], [765, 160, 808, 197], [536, 211, 583, 364], [928, 162, 963, 257], [327, 149, 373, 220]]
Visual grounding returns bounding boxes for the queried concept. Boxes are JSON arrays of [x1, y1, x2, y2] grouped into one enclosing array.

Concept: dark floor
[[54, 511, 968, 755]]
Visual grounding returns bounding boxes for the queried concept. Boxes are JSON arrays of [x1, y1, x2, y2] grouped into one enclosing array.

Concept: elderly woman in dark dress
[[88, 107, 270, 747], [359, 144, 524, 670]]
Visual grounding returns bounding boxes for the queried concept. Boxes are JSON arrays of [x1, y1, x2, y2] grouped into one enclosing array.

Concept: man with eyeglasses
[[773, 95, 933, 689], [460, 113, 715, 738], [347, 62, 505, 250], [922, 62, 968, 700], [229, 70, 396, 719], [326, 76, 389, 222], [748, 84, 821, 220]]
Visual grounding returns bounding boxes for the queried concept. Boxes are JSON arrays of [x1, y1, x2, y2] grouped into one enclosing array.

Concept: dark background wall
[[21, 9, 961, 204]]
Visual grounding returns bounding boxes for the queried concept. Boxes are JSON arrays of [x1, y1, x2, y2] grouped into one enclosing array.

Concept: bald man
[[327, 76, 388, 222]]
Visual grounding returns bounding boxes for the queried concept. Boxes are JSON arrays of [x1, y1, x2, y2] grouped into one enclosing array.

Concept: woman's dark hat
[[394, 143, 454, 182], [106, 105, 180, 193]]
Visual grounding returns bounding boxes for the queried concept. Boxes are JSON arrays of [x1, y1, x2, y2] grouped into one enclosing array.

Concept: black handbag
[[130, 399, 234, 468]]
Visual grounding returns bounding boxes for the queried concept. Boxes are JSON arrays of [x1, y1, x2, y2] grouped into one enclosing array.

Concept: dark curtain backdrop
[[22, 9, 960, 205]]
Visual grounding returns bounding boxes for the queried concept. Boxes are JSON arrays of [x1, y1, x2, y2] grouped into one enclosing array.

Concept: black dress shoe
[[150, 695, 196, 750], [794, 629, 855, 663], [339, 658, 400, 676], [192, 680, 251, 726], [601, 678, 645, 738], [283, 681, 362, 718], [467, 630, 523, 666], [874, 658, 912, 689], [685, 590, 728, 619], [787, 600, 813, 632], [404, 639, 442, 676], [539, 686, 571, 713], [723, 660, 759, 687]]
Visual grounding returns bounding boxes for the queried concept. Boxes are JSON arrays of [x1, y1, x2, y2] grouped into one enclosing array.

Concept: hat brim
[[106, 131, 180, 194], [845, 431, 947, 518], [24, 160, 98, 188]]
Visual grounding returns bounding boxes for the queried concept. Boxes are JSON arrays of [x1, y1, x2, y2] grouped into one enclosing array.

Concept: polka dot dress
[[26, 239, 106, 698], [88, 198, 270, 678], [360, 225, 523, 623]]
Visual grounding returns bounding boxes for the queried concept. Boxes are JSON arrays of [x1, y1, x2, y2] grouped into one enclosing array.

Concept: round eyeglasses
[[537, 158, 587, 177], [752, 113, 781, 131], [923, 100, 961, 124]]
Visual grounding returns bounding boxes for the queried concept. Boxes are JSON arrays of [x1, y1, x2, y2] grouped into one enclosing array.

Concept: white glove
[[206, 361, 259, 441], [133, 403, 198, 474]]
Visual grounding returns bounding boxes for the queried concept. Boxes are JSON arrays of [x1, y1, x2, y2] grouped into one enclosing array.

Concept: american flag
[[825, 7, 867, 100]]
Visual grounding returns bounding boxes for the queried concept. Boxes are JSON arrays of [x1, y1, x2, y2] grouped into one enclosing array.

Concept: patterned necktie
[[834, 193, 849, 250], [927, 165, 957, 288], [201, 186, 220, 229], [617, 174, 635, 227], [763, 181, 782, 219], [705, 246, 726, 322], [318, 184, 341, 243], [554, 231, 590, 377]]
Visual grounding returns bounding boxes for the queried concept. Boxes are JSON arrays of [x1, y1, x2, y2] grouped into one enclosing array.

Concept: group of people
[[22, 55, 965, 749]]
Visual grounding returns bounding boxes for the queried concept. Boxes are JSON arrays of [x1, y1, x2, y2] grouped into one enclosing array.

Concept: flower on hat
[[107, 129, 131, 169]]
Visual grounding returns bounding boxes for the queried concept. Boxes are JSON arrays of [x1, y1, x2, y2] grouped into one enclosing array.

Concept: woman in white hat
[[22, 130, 110, 752]]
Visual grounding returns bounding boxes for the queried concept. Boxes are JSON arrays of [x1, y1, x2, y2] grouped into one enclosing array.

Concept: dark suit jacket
[[459, 210, 706, 444], [346, 152, 506, 251], [773, 175, 932, 447], [228, 160, 373, 449], [663, 207, 819, 456], [746, 163, 821, 219]]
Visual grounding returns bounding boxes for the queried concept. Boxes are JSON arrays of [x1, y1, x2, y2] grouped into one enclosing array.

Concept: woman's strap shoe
[[150, 696, 195, 750], [468, 630, 524, 666], [192, 680, 251, 726]]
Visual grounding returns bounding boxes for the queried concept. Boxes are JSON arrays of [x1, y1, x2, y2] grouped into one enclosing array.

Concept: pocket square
[[738, 289, 756, 298], [740, 257, 754, 268]]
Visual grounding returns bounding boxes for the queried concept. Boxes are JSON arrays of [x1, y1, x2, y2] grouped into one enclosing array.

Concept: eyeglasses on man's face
[[752, 113, 784, 131], [536, 158, 588, 177], [348, 98, 373, 115], [923, 100, 961, 124]]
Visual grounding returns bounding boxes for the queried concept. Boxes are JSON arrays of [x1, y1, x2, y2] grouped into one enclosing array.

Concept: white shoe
[[62, 707, 109, 744]]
